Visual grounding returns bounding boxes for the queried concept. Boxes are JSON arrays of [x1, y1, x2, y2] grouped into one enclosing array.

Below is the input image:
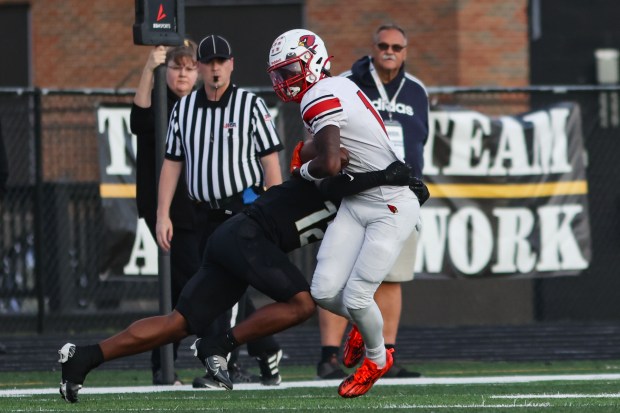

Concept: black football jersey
[[245, 179, 339, 253], [245, 166, 404, 253]]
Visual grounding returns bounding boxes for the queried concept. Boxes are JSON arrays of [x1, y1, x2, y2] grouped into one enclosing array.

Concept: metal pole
[[33, 88, 45, 333], [153, 64, 174, 384]]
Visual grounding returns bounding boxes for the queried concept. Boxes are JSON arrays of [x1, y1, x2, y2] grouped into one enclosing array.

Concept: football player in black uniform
[[58, 156, 427, 402]]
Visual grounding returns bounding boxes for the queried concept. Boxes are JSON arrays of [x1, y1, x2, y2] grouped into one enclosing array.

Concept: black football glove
[[409, 177, 430, 206], [383, 161, 413, 186]]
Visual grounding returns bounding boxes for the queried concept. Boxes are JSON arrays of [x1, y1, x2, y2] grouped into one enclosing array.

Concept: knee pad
[[342, 279, 378, 310], [312, 294, 339, 313]]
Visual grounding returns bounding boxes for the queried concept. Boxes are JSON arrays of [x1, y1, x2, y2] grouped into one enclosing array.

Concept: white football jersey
[[300, 76, 406, 200]]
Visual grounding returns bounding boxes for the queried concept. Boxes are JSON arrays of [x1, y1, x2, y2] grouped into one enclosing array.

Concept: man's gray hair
[[373, 24, 407, 45]]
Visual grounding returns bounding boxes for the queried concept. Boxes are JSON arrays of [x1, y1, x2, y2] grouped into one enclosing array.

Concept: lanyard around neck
[[369, 60, 405, 120]]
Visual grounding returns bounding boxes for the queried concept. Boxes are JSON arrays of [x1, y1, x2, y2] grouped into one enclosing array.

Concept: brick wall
[[307, 0, 528, 87], [456, 0, 528, 86], [0, 0, 528, 89], [306, 0, 462, 85], [0, 0, 142, 88]]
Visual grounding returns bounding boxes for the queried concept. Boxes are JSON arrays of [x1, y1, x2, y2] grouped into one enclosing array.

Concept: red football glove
[[289, 141, 304, 173]]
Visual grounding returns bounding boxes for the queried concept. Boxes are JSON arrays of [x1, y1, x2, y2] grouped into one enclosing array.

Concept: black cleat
[[58, 343, 85, 403], [192, 374, 222, 389], [256, 350, 283, 386], [205, 355, 233, 390], [191, 339, 233, 390], [59, 380, 82, 403]]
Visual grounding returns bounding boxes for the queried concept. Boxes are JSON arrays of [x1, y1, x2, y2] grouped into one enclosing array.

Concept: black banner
[[416, 102, 591, 279], [96, 104, 158, 279], [95, 102, 591, 280]]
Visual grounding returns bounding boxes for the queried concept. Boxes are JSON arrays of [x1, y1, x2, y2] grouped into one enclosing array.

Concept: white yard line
[[492, 393, 620, 399], [384, 404, 553, 409], [2, 373, 620, 397]]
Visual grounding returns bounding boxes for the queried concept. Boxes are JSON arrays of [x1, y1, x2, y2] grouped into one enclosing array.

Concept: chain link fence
[[0, 85, 619, 334]]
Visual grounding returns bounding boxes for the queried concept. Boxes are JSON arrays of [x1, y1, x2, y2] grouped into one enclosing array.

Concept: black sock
[[320, 346, 340, 363], [63, 344, 103, 384], [87, 344, 104, 368], [198, 329, 240, 359], [74, 344, 104, 371], [223, 329, 241, 353]]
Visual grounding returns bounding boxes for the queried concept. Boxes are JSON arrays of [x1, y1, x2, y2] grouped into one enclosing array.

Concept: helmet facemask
[[268, 50, 319, 103]]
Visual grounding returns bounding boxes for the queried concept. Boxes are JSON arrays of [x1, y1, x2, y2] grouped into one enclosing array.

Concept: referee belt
[[194, 192, 244, 211]]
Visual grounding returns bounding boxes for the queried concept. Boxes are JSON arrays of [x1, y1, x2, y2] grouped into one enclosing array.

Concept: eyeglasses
[[376, 43, 406, 53]]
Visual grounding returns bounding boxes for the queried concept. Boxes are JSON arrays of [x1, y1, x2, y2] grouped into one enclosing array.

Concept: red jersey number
[[356, 90, 388, 137]]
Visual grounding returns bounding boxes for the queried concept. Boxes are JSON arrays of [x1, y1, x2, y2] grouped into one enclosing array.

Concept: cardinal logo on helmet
[[298, 35, 316, 48]]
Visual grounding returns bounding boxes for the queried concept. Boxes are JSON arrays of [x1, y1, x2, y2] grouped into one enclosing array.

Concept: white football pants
[[311, 190, 419, 350]]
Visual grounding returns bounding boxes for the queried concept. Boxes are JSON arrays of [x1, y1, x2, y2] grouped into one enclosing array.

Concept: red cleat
[[343, 325, 365, 368], [338, 348, 394, 398]]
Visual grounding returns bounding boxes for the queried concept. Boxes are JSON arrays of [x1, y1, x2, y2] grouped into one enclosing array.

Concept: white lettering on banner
[[424, 108, 572, 177], [414, 207, 450, 272], [415, 205, 588, 275], [123, 219, 158, 276], [421, 112, 444, 176], [441, 111, 492, 176], [491, 208, 537, 273], [448, 207, 494, 274], [537, 205, 588, 271], [490, 116, 532, 176], [97, 107, 136, 176], [524, 109, 572, 174]]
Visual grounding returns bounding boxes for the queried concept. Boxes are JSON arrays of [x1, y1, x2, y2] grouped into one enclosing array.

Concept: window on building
[[186, 1, 302, 88], [0, 4, 30, 87]]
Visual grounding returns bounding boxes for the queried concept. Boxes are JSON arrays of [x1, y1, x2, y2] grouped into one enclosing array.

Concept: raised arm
[[133, 46, 167, 108]]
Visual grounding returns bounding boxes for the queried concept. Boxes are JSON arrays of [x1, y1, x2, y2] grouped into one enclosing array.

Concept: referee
[[156, 35, 284, 386]]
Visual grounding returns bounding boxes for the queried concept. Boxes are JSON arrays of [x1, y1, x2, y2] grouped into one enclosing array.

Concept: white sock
[[365, 343, 386, 368], [348, 305, 384, 349]]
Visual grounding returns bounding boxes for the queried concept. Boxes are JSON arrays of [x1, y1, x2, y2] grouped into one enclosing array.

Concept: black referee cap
[[197, 35, 233, 63]]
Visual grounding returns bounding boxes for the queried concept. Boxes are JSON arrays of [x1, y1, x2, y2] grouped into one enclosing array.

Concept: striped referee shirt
[[165, 85, 283, 202]]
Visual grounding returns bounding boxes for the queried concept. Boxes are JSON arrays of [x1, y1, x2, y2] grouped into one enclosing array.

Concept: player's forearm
[[304, 125, 343, 178], [319, 161, 412, 201], [318, 171, 384, 201]]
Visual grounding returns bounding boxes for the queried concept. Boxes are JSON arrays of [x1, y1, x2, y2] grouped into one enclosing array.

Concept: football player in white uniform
[[268, 29, 420, 398]]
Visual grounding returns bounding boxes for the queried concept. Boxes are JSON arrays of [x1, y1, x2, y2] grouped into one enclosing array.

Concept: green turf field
[[2, 360, 620, 412]]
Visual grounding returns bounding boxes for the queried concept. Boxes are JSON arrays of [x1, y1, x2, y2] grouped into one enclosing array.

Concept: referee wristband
[[299, 161, 320, 181]]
